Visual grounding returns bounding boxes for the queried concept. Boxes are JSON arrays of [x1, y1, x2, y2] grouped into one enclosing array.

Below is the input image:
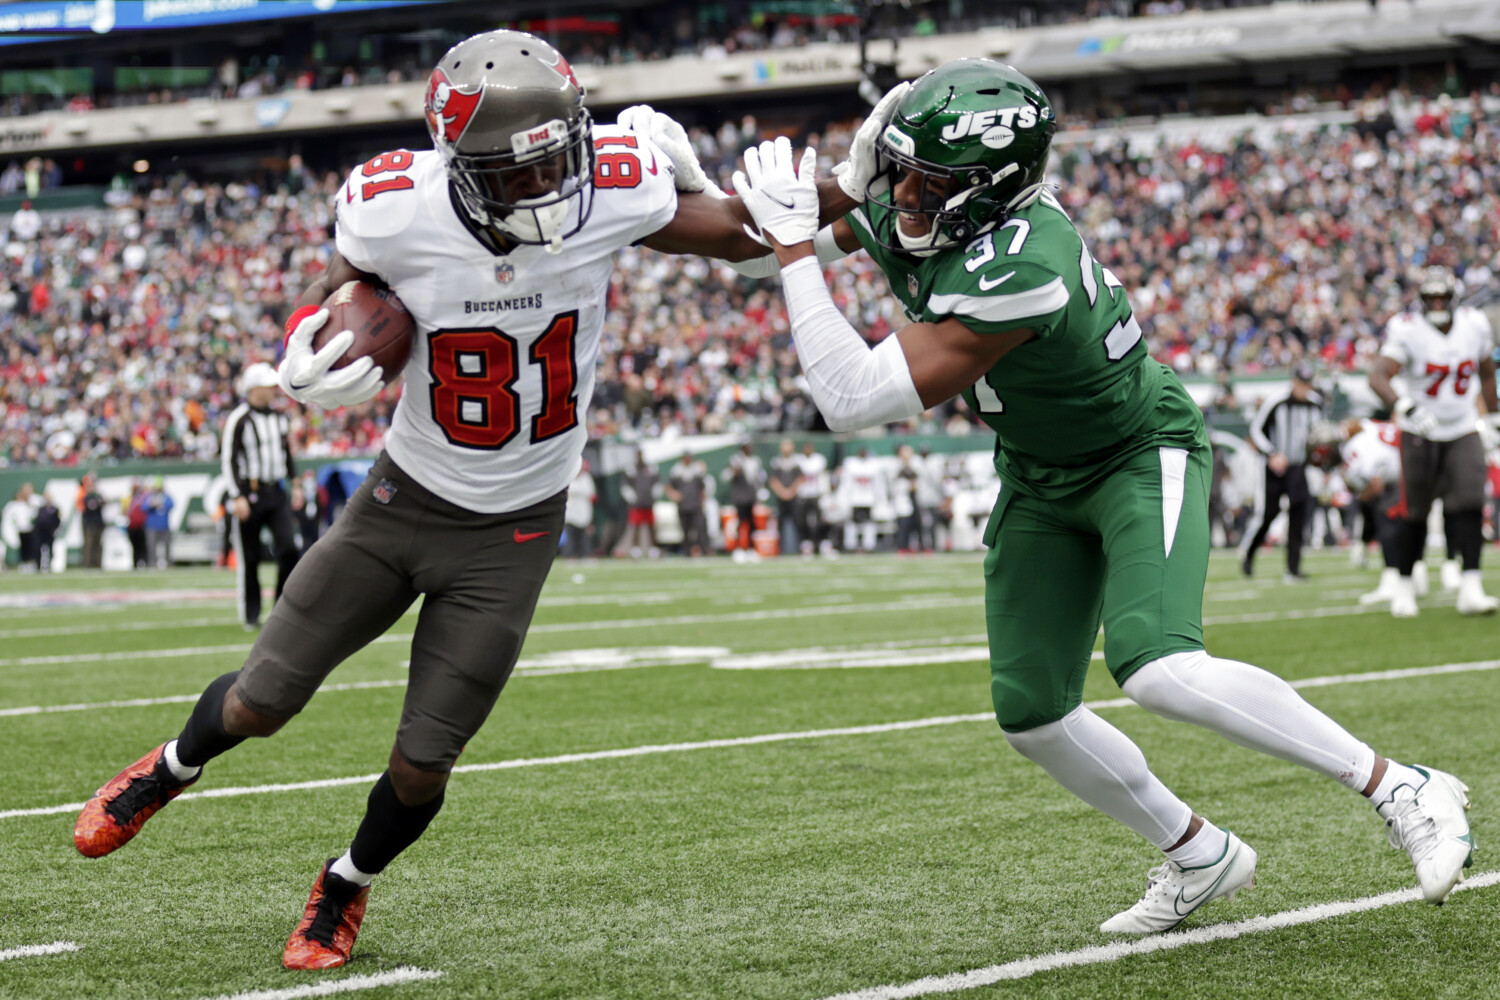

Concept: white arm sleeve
[[779, 256, 924, 432], [720, 226, 850, 278]]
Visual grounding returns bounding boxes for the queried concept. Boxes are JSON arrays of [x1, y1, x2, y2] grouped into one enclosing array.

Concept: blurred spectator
[[723, 442, 763, 558], [619, 448, 659, 558], [33, 490, 61, 571], [839, 447, 886, 553], [9, 200, 40, 241], [795, 441, 828, 555], [143, 477, 174, 568], [564, 460, 598, 559], [123, 483, 148, 568], [1, 483, 39, 570], [78, 472, 106, 568], [768, 438, 804, 555], [915, 445, 945, 552], [291, 472, 323, 556], [666, 450, 711, 557], [893, 444, 921, 553]]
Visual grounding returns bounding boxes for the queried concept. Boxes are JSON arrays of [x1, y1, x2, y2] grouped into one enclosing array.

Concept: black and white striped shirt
[[1248, 387, 1323, 464], [222, 403, 295, 500]]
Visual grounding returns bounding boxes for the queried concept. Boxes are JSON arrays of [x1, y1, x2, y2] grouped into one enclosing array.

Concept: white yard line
[[0, 940, 80, 962], [812, 871, 1500, 1000], [5, 657, 1497, 822], [197, 967, 442, 1000]]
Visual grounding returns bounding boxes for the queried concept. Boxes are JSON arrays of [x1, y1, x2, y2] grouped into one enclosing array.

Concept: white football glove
[[1392, 396, 1441, 440], [1477, 411, 1500, 452], [832, 81, 910, 204], [278, 307, 385, 409], [733, 138, 820, 248], [617, 104, 718, 196]]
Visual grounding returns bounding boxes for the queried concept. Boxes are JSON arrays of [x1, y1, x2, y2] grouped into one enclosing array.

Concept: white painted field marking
[[197, 966, 443, 1000], [0, 679, 412, 718], [7, 657, 1499, 822], [0, 616, 237, 639], [0, 596, 973, 668], [812, 871, 1500, 1000], [0, 940, 80, 962]]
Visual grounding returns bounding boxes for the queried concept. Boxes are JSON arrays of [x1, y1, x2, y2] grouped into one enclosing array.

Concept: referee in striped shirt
[[1240, 363, 1324, 581], [223, 363, 301, 630]]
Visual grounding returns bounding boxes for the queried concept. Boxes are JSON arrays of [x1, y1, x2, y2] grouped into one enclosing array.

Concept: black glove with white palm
[[733, 137, 821, 250], [278, 308, 385, 409], [831, 81, 910, 204], [1392, 396, 1441, 440], [616, 104, 719, 195]]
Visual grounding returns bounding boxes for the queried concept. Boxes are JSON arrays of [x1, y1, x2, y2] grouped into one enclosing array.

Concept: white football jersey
[[334, 125, 677, 513], [1340, 419, 1400, 493], [839, 455, 887, 508], [1380, 306, 1496, 442]]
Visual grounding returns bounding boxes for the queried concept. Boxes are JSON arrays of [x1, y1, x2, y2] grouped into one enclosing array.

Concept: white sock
[[1124, 650, 1376, 791], [1463, 569, 1485, 586], [1004, 706, 1193, 850], [1164, 821, 1230, 869], [329, 850, 374, 887], [1369, 761, 1427, 819], [162, 739, 202, 783]]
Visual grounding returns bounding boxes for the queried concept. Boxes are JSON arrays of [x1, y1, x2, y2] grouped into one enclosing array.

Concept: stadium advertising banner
[[0, 0, 444, 46]]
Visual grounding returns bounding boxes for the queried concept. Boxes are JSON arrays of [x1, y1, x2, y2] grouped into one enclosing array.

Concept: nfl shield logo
[[496, 263, 515, 283], [907, 273, 919, 297], [372, 478, 397, 504]]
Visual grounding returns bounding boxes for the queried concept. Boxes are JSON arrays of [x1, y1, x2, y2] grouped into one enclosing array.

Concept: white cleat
[[1390, 576, 1419, 618], [1412, 560, 1430, 599], [1100, 832, 1258, 934], [1359, 567, 1399, 606], [1456, 574, 1499, 616], [1440, 559, 1462, 594], [1382, 766, 1475, 904]]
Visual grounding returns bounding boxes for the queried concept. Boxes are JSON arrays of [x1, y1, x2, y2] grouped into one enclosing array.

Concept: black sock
[[1448, 509, 1484, 570], [348, 771, 445, 876], [174, 671, 248, 768], [1396, 519, 1424, 575]]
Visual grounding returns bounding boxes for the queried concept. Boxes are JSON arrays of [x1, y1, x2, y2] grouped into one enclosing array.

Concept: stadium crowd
[[4, 85, 1499, 467]]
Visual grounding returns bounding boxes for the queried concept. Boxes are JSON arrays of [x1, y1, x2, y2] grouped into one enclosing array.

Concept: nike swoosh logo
[[645, 150, 659, 176], [1173, 847, 1241, 915], [978, 271, 1016, 291], [766, 193, 796, 210], [514, 529, 549, 544]]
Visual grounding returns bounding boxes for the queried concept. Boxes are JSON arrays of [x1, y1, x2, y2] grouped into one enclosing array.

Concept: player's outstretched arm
[[640, 178, 854, 262], [733, 137, 1031, 431]]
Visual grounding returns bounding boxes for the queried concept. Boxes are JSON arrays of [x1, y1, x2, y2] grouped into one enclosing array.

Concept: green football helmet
[[868, 59, 1056, 256]]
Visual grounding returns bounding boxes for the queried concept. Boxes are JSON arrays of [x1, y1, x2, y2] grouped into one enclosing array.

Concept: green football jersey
[[846, 190, 1206, 499]]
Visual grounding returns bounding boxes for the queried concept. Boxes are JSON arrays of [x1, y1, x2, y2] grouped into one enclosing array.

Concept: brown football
[[314, 280, 416, 385]]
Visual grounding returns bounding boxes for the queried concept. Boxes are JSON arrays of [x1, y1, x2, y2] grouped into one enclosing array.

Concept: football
[[314, 279, 416, 384]]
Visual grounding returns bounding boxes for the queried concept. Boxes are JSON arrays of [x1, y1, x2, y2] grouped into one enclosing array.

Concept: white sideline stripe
[[0, 715, 993, 819], [6, 657, 1499, 821], [198, 967, 443, 1000], [0, 940, 80, 962], [0, 679, 411, 718], [0, 616, 236, 639], [813, 871, 1500, 1000]]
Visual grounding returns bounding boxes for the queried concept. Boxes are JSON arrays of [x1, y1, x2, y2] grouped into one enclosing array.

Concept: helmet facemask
[[448, 111, 595, 254], [1418, 266, 1457, 329]]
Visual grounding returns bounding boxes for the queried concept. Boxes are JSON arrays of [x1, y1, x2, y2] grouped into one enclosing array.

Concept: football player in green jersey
[[716, 60, 1475, 932]]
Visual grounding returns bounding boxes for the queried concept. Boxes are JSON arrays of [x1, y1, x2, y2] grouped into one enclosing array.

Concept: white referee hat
[[240, 362, 280, 394]]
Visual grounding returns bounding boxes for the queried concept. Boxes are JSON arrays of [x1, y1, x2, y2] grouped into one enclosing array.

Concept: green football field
[[1, 549, 1496, 1000]]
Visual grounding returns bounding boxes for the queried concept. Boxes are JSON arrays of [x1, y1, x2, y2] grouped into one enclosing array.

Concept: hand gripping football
[[314, 280, 416, 385]]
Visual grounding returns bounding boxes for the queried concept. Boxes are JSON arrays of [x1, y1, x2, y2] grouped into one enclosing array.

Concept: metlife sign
[[0, 0, 442, 46]]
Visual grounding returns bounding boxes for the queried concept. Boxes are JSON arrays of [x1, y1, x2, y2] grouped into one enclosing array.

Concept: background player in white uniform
[[1370, 265, 1500, 616], [71, 29, 809, 971], [1331, 419, 1408, 608]]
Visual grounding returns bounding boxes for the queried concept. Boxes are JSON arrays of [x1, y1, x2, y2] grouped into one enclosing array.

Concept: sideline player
[[72, 29, 815, 970], [1324, 418, 1408, 607], [1369, 265, 1500, 616], [724, 60, 1474, 932]]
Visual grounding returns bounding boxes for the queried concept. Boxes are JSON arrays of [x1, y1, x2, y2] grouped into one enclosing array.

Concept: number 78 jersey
[[1379, 307, 1495, 442], [846, 190, 1204, 500], [334, 126, 676, 513]]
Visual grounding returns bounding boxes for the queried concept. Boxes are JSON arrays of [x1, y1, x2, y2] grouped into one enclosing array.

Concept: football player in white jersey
[[1370, 265, 1500, 616], [71, 29, 833, 970], [1330, 418, 1409, 608]]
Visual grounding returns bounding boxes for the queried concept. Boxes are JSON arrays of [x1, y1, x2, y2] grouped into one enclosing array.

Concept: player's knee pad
[[1121, 650, 1209, 722], [990, 670, 1077, 733]]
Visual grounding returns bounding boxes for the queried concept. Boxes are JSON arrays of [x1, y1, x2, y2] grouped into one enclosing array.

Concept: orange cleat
[[282, 861, 370, 970], [74, 743, 196, 858]]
